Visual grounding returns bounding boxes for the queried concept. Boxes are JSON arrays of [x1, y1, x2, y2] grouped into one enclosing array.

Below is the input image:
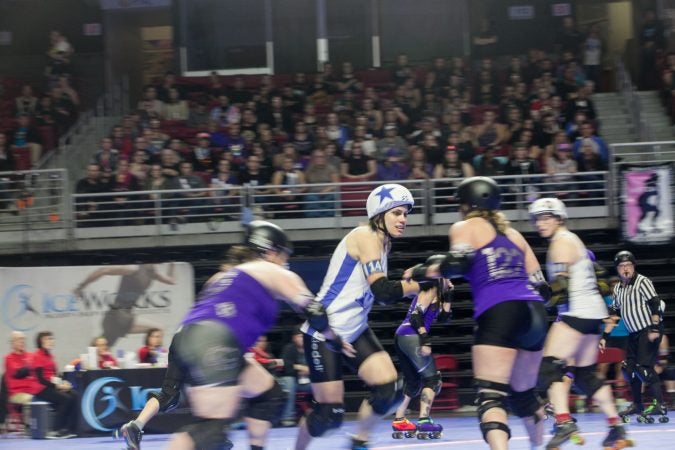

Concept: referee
[[600, 250, 666, 417]]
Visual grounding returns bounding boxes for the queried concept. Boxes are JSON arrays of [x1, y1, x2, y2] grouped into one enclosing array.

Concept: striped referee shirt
[[611, 273, 662, 334]]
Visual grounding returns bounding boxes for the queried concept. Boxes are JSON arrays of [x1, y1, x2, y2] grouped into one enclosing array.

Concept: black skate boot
[[545, 420, 585, 450]]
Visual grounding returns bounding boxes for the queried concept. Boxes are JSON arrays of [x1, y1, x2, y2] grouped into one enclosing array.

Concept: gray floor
[[1, 412, 667, 449]]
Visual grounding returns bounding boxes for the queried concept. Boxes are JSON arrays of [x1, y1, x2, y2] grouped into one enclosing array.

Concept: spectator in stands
[[239, 153, 271, 191], [211, 94, 240, 129], [34, 95, 57, 128], [446, 130, 476, 165], [639, 9, 665, 90], [250, 335, 283, 375], [434, 145, 474, 211], [159, 148, 180, 181], [290, 121, 314, 158], [475, 145, 505, 177], [45, 30, 73, 78], [223, 123, 247, 167], [156, 71, 179, 103], [93, 137, 120, 172], [110, 158, 141, 224], [361, 97, 383, 134], [111, 125, 133, 157], [345, 122, 377, 157], [138, 328, 165, 364], [187, 101, 210, 129], [10, 113, 42, 167], [393, 53, 413, 85], [189, 132, 215, 173], [4, 331, 41, 405], [304, 148, 339, 218], [420, 133, 444, 166], [474, 110, 507, 150], [229, 76, 253, 105], [325, 112, 349, 150], [209, 158, 239, 219], [376, 148, 409, 181], [263, 94, 293, 136], [14, 84, 38, 116], [535, 112, 561, 150], [75, 164, 106, 226], [474, 69, 498, 105], [577, 138, 607, 173], [279, 327, 312, 427], [376, 123, 408, 162], [582, 24, 603, 88], [56, 74, 80, 107], [0, 132, 15, 172], [323, 142, 342, 171], [281, 85, 304, 116], [137, 86, 163, 118], [337, 61, 363, 93], [407, 145, 433, 180], [555, 16, 583, 57], [170, 161, 208, 223], [49, 85, 77, 133], [395, 79, 421, 118], [270, 156, 306, 218], [31, 331, 79, 438], [129, 149, 150, 183], [472, 18, 499, 60], [161, 87, 189, 121], [572, 121, 609, 164], [341, 141, 376, 181], [565, 84, 597, 125], [546, 142, 578, 200], [504, 142, 542, 207], [241, 108, 260, 136]]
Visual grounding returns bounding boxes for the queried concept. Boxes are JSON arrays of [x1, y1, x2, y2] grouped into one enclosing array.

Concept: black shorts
[[560, 315, 603, 335], [395, 334, 437, 384], [304, 327, 384, 383], [172, 320, 245, 387], [475, 300, 547, 351]]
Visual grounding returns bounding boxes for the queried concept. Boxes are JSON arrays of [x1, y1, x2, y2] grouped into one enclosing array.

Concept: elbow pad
[[305, 301, 329, 332], [438, 249, 472, 279], [370, 277, 404, 305], [410, 306, 425, 330], [547, 276, 569, 307], [648, 297, 663, 316]]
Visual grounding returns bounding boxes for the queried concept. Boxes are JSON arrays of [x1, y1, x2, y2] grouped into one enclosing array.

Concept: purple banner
[[621, 164, 673, 245]]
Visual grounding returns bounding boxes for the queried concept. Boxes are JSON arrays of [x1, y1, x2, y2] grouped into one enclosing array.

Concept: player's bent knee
[[574, 365, 605, 398], [149, 388, 180, 413], [181, 419, 232, 450], [245, 379, 286, 424], [509, 388, 543, 418], [421, 371, 442, 396], [369, 380, 404, 416], [306, 403, 345, 437]]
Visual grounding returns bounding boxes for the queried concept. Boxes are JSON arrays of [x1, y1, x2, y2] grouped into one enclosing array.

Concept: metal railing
[[616, 58, 653, 142], [0, 171, 613, 252]]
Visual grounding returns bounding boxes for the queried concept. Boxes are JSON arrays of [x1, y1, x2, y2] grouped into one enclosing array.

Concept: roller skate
[[545, 420, 585, 450], [113, 421, 142, 449], [602, 424, 634, 450], [618, 403, 643, 424], [415, 417, 443, 439], [391, 417, 416, 439], [543, 402, 555, 420], [640, 400, 669, 424]]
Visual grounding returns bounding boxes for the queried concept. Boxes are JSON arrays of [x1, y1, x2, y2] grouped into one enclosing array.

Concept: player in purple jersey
[[122, 221, 353, 450], [391, 281, 453, 439], [406, 176, 550, 450]]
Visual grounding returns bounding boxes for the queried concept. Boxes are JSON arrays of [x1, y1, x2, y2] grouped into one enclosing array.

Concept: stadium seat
[[431, 354, 460, 411]]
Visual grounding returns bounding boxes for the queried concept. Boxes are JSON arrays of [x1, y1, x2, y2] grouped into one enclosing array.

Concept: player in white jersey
[[530, 198, 632, 450], [295, 184, 426, 450]]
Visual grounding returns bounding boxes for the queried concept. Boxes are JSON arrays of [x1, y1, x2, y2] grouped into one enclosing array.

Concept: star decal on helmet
[[375, 186, 394, 203]]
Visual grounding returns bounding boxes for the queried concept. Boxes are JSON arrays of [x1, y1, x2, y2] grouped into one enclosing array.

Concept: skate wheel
[[392, 432, 403, 439], [621, 415, 631, 423], [646, 416, 655, 424], [570, 433, 585, 445], [404, 432, 415, 438], [659, 416, 669, 423], [431, 431, 442, 439], [417, 433, 428, 440]]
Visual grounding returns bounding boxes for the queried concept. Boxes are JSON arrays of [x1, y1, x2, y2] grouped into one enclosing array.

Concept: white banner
[[0, 263, 193, 369]]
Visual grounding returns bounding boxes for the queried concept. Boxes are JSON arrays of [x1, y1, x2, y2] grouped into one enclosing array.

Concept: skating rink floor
[[2, 412, 671, 449]]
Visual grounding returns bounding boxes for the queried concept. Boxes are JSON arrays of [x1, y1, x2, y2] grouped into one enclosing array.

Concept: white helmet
[[528, 197, 568, 220], [366, 184, 414, 218]]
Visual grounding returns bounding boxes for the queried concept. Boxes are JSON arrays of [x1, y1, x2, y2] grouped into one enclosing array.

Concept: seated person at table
[[31, 331, 79, 438], [138, 328, 165, 364], [69, 336, 119, 369], [4, 331, 41, 404]]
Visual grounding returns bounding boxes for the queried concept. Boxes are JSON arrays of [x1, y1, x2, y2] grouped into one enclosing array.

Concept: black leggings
[[35, 386, 79, 433], [395, 334, 437, 384]]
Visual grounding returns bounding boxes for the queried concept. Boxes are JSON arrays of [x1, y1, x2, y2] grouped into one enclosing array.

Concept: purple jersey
[[182, 268, 280, 351], [464, 234, 543, 319], [395, 296, 440, 336]]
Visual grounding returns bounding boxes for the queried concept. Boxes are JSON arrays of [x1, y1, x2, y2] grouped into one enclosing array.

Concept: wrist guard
[[305, 301, 329, 332], [608, 305, 621, 317], [601, 332, 610, 341], [410, 306, 425, 330]]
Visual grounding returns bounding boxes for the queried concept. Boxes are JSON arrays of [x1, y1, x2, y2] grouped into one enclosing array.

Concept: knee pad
[[403, 379, 422, 398], [621, 360, 636, 381], [475, 380, 511, 443], [369, 380, 403, 416], [421, 371, 442, 396], [182, 419, 232, 450], [479, 421, 512, 442], [149, 387, 180, 413], [574, 364, 605, 398], [538, 356, 567, 392], [509, 388, 543, 418], [306, 403, 345, 437], [245, 380, 286, 424]]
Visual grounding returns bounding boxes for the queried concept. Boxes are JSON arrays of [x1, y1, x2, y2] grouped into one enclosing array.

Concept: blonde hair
[[219, 245, 258, 271], [465, 209, 510, 234]]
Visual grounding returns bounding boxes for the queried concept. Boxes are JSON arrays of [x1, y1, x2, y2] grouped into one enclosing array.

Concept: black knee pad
[[306, 403, 345, 437], [181, 419, 232, 450], [403, 379, 422, 398], [637, 365, 660, 385], [369, 380, 403, 416], [479, 421, 511, 442], [621, 360, 636, 381], [538, 356, 567, 391], [476, 390, 509, 419], [574, 364, 605, 398], [149, 387, 180, 413], [421, 371, 442, 396], [509, 388, 543, 418], [475, 380, 511, 443], [245, 380, 286, 424]]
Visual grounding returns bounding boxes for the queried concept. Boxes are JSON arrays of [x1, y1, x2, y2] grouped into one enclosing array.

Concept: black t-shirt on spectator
[[344, 154, 372, 176]]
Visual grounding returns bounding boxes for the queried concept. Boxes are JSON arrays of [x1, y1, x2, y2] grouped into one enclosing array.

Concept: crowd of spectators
[[75, 18, 615, 225]]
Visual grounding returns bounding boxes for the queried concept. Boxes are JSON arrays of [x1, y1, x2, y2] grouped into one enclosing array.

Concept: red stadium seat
[[431, 354, 460, 411], [340, 181, 370, 216], [11, 146, 31, 170]]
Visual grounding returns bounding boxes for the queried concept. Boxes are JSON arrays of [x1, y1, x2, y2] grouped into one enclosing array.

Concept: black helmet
[[613, 250, 636, 268], [245, 220, 293, 256], [456, 176, 501, 211]]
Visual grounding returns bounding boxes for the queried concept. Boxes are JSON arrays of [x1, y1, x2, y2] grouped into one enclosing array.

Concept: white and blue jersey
[[301, 227, 387, 343]]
